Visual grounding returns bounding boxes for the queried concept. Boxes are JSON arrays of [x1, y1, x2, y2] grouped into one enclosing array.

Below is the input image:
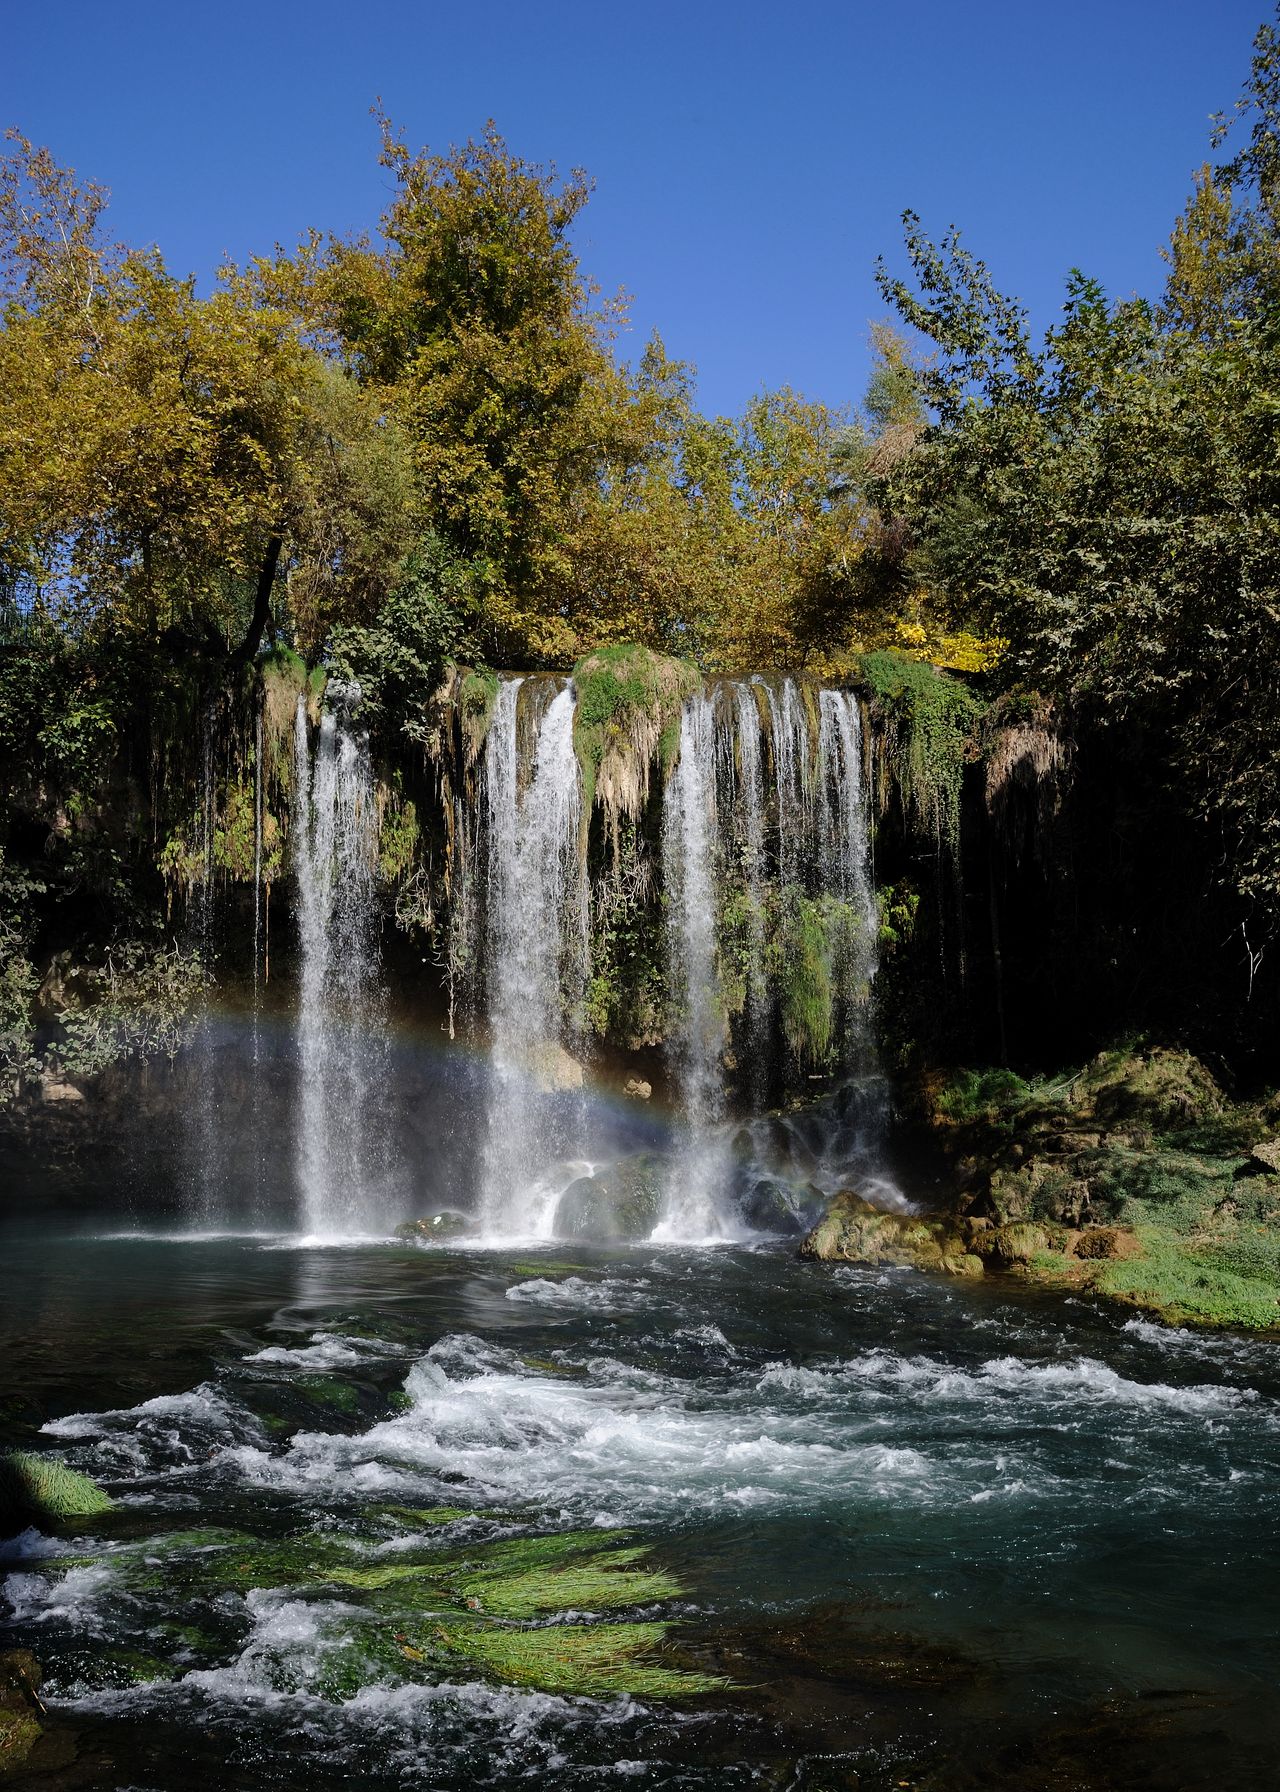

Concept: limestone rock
[[737, 1176, 827, 1238], [522, 1042, 584, 1094], [1070, 1225, 1142, 1261], [38, 1072, 84, 1105], [800, 1191, 978, 1276], [1248, 1138, 1280, 1176]]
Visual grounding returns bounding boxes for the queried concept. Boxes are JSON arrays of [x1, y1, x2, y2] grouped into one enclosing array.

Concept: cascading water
[[292, 688, 383, 1237], [733, 680, 769, 1096], [478, 680, 588, 1236], [816, 687, 878, 1065], [659, 690, 730, 1239]]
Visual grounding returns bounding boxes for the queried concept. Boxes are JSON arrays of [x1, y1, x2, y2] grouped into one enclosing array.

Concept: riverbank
[[804, 1045, 1280, 1332]]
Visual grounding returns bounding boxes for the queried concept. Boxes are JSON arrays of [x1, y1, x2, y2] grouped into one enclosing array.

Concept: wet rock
[[396, 1211, 473, 1240], [554, 1154, 665, 1241], [800, 1192, 978, 1276], [622, 1077, 652, 1101], [0, 1650, 45, 1775], [737, 1176, 827, 1238]]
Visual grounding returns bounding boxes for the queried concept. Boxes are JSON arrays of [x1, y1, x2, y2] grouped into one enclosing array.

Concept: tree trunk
[[228, 536, 283, 669]]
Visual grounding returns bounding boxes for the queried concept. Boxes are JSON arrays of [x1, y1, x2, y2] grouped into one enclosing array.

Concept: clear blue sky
[[4, 0, 1266, 418]]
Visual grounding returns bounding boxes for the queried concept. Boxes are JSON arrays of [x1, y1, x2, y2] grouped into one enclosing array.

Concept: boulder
[[554, 1154, 665, 1241], [800, 1191, 978, 1276], [736, 1176, 827, 1238], [1070, 1225, 1141, 1261], [623, 1077, 652, 1101]]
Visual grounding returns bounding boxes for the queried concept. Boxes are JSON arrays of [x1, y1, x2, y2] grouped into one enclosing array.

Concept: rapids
[[2, 1230, 1278, 1789]]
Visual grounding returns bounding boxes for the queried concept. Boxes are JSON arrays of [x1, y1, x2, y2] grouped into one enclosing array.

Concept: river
[[2, 1229, 1277, 1788]]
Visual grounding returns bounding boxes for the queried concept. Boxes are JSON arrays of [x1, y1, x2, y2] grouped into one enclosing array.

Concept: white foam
[[503, 1277, 649, 1311], [244, 1332, 397, 1369], [757, 1349, 1257, 1417], [3, 1563, 115, 1633], [224, 1331, 935, 1521]]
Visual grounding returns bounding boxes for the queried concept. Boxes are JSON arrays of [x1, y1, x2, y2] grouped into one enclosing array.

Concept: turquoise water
[[2, 1231, 1278, 1788]]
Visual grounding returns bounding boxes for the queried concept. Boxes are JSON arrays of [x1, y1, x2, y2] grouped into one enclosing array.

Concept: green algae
[[380, 1505, 479, 1527], [0, 1707, 41, 1776], [0, 1451, 113, 1529], [27, 1517, 716, 1702], [445, 1619, 724, 1699], [294, 1375, 361, 1412]]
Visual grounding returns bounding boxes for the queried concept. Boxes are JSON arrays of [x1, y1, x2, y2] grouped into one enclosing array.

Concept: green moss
[[0, 1707, 41, 1775], [459, 668, 500, 760], [295, 1375, 361, 1413], [380, 1506, 479, 1527], [571, 643, 697, 814], [0, 1451, 113, 1528], [378, 778, 419, 883], [773, 891, 833, 1066], [447, 1619, 723, 1699], [860, 650, 983, 850]]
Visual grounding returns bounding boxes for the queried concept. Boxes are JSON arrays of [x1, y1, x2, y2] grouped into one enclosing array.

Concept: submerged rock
[[554, 1154, 665, 1240], [800, 1192, 981, 1276]]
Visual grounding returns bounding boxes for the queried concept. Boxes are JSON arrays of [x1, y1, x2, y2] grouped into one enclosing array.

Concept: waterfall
[[817, 688, 878, 1066], [479, 680, 588, 1236], [292, 689, 383, 1237], [659, 690, 729, 1239], [734, 681, 769, 1098], [765, 678, 813, 892]]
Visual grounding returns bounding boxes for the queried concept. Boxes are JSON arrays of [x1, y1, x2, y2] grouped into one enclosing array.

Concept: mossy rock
[[571, 644, 698, 817], [554, 1153, 665, 1240], [800, 1192, 972, 1272], [0, 1707, 41, 1777], [0, 1452, 112, 1531]]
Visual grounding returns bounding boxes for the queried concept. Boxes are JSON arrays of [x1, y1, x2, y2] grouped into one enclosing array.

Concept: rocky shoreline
[[802, 1046, 1280, 1332]]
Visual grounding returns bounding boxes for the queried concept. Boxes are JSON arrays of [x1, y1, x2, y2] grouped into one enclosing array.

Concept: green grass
[[0, 1451, 113, 1527]]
